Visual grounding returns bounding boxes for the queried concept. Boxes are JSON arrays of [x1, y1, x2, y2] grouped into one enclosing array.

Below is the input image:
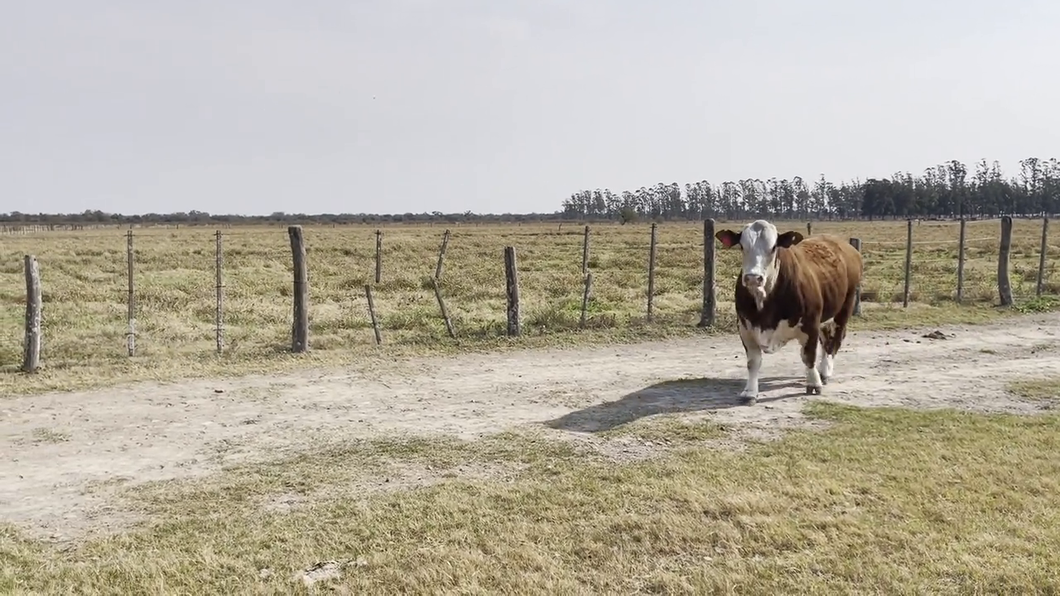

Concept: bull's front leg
[[738, 325, 762, 404], [800, 320, 824, 395]]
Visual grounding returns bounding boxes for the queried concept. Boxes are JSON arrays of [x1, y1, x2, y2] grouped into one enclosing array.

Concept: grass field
[[2, 218, 1060, 594], [5, 401, 1060, 593], [1, 218, 1057, 394]]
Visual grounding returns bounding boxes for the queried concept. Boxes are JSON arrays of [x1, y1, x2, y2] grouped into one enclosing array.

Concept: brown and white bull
[[715, 219, 863, 403]]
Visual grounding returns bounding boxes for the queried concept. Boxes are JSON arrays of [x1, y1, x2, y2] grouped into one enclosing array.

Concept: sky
[[2, 0, 1059, 216]]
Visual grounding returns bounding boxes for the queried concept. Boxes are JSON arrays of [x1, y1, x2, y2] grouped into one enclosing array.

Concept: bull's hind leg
[[816, 320, 837, 384], [816, 290, 857, 384]]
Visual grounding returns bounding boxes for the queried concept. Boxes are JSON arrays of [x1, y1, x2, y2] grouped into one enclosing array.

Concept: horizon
[[3, 153, 1057, 220]]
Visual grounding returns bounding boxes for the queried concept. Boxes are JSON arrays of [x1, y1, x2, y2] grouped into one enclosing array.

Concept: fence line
[[862, 237, 995, 246], [7, 217, 1055, 369]]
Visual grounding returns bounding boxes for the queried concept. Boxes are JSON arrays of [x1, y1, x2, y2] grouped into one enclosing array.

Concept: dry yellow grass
[[4, 402, 1060, 593], [0, 217, 1056, 395], [2, 218, 1059, 594]]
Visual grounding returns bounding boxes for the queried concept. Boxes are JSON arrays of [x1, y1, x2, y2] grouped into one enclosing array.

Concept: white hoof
[[805, 367, 824, 395], [816, 354, 835, 383]]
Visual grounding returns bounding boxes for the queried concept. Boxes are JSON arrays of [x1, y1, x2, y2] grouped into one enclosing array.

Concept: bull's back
[[793, 235, 863, 320]]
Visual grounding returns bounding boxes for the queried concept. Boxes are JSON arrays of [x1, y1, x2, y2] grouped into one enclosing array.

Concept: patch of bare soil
[[2, 313, 1058, 541]]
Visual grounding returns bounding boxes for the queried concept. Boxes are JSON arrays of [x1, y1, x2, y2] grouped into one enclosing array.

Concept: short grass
[[1007, 376, 1060, 402], [1, 218, 1057, 394], [4, 402, 1060, 594], [597, 411, 727, 444]]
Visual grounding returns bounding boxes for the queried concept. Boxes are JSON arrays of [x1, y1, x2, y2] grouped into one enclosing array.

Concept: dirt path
[[3, 313, 1059, 541]]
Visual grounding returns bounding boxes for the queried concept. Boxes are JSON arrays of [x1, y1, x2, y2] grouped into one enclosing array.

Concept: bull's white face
[[715, 220, 803, 307]]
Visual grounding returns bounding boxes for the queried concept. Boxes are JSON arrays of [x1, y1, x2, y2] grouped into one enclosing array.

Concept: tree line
[[3, 157, 1057, 227], [561, 157, 1060, 221]]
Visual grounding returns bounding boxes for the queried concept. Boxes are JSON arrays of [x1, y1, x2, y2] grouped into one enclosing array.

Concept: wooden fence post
[[431, 278, 455, 339], [215, 230, 224, 355], [126, 230, 136, 356], [1037, 217, 1050, 297], [849, 238, 862, 316], [582, 225, 591, 275], [807, 221, 812, 236], [374, 230, 383, 284], [698, 218, 716, 327], [435, 229, 450, 280], [22, 255, 41, 373], [288, 225, 309, 352], [647, 222, 657, 321], [903, 219, 913, 308], [504, 246, 521, 337], [365, 284, 382, 345], [580, 271, 593, 329], [956, 217, 967, 303], [998, 215, 1014, 306]]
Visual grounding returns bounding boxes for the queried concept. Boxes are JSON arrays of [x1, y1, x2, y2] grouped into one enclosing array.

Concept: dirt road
[[3, 313, 1059, 541]]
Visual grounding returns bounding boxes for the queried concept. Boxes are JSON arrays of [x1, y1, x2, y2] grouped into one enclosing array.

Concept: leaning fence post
[[998, 215, 1014, 306], [504, 246, 521, 337], [22, 255, 41, 373], [365, 284, 382, 345], [288, 225, 309, 352], [1037, 217, 1050, 297], [431, 278, 456, 339], [698, 218, 716, 327], [435, 229, 450, 280], [849, 238, 862, 316]]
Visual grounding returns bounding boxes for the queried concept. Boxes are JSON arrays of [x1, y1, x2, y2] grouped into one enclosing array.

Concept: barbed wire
[[0, 227, 1045, 252], [0, 230, 1049, 263], [0, 227, 1025, 242], [860, 236, 997, 246]]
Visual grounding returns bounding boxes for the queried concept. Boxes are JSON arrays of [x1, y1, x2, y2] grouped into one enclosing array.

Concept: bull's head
[[715, 219, 803, 305]]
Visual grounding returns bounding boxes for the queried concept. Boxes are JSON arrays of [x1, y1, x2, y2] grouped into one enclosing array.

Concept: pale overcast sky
[[2, 1, 1058, 216]]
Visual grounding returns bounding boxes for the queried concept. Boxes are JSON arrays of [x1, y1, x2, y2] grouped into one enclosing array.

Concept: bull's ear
[[715, 230, 741, 248], [776, 231, 804, 248]]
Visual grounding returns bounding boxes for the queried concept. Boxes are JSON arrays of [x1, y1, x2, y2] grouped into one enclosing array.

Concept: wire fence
[[2, 217, 1055, 372]]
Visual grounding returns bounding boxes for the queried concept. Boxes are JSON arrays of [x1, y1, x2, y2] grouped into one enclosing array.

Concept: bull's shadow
[[543, 376, 801, 433]]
